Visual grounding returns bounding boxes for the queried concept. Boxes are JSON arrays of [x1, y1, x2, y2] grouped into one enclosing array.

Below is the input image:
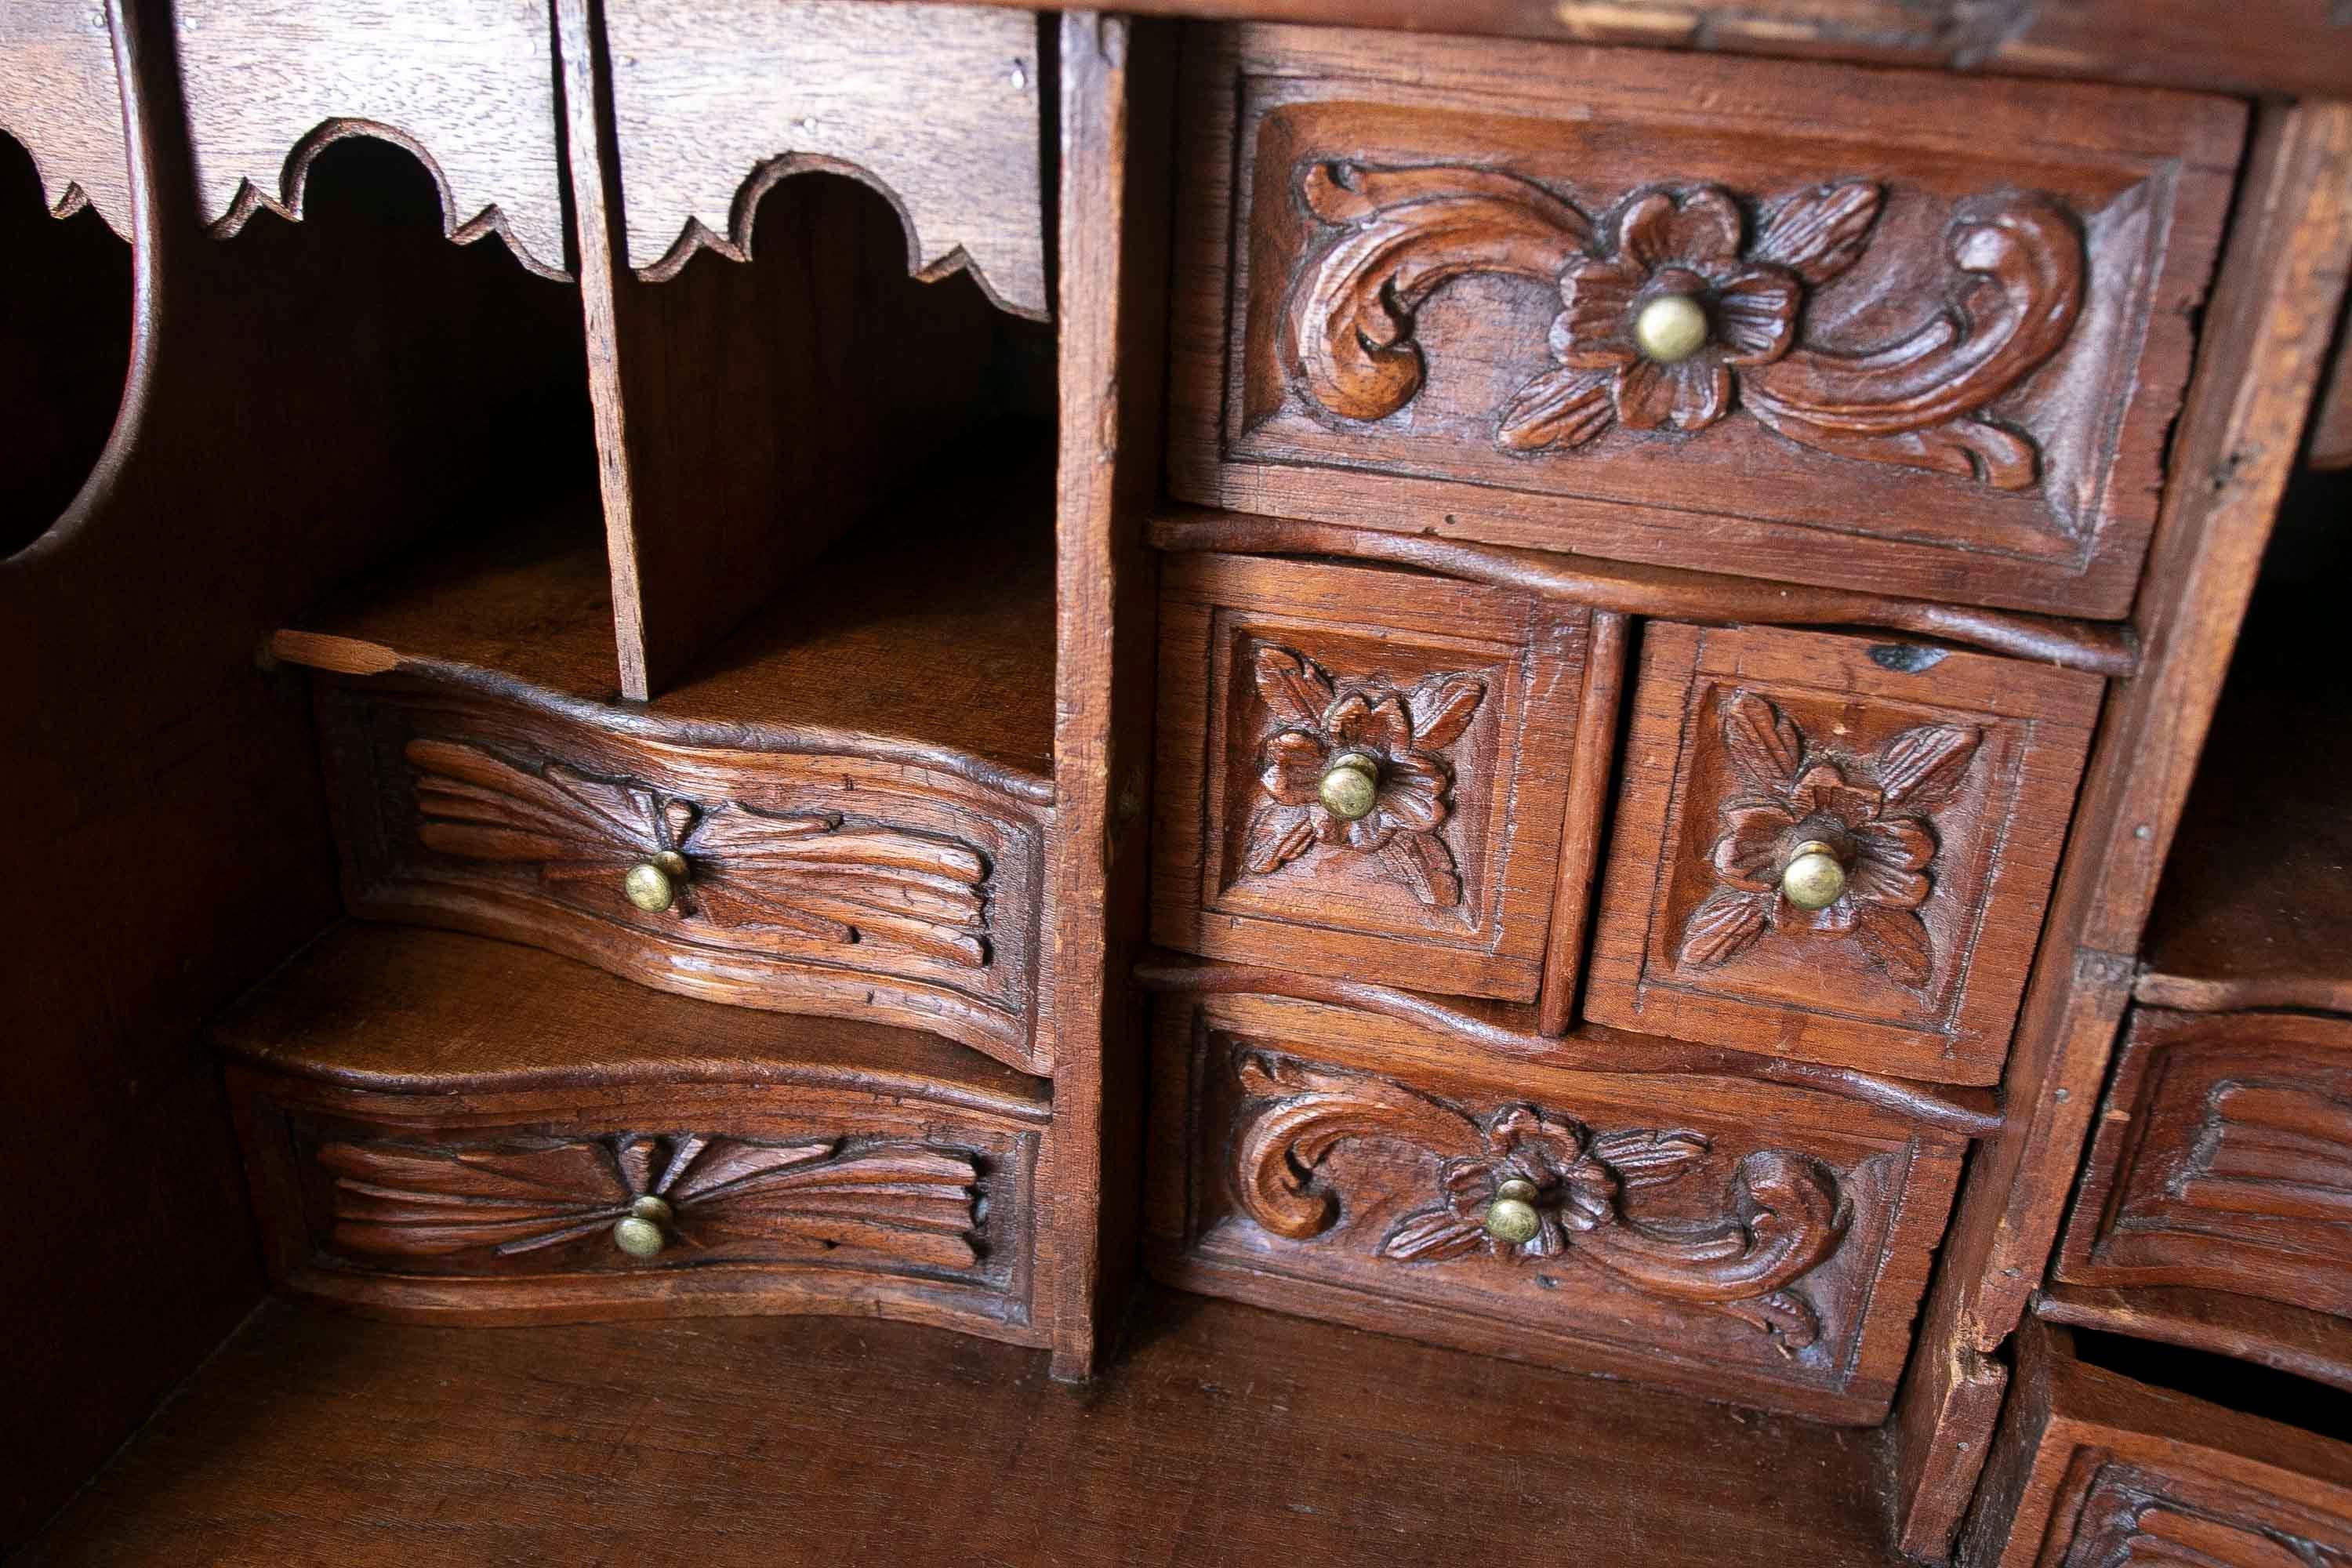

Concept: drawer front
[[230, 1065, 1043, 1340], [1586, 623, 2100, 1085], [1146, 996, 1965, 1422], [1150, 553, 1604, 1002], [315, 680, 1048, 1072], [2058, 1007, 2352, 1318], [1171, 24, 2242, 618]]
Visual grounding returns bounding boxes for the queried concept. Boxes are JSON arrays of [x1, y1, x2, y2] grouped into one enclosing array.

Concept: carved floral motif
[[1284, 162, 2085, 488], [1241, 645, 1485, 907], [1679, 693, 1980, 987], [1232, 1053, 1846, 1347], [408, 738, 990, 967], [318, 1132, 984, 1270]]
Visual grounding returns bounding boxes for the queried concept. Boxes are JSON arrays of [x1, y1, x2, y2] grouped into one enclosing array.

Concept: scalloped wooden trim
[[201, 117, 568, 281]]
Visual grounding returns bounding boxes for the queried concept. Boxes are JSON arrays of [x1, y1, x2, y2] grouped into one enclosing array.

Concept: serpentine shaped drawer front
[[1169, 24, 2245, 618]]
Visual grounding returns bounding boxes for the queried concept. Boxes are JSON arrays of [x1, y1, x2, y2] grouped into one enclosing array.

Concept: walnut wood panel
[[314, 677, 1050, 1073], [170, 0, 568, 279], [0, 0, 130, 235], [1587, 623, 2100, 1086], [2056, 1008, 2352, 1323], [1152, 552, 1600, 1003], [598, 0, 1047, 318], [1963, 1318, 2352, 1568], [1169, 24, 2242, 619], [228, 1061, 1044, 1344], [1147, 993, 1966, 1423]]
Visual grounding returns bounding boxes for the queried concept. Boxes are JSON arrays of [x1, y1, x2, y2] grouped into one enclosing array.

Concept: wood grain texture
[[20, 1290, 1909, 1567], [1168, 24, 2241, 618], [2313, 318, 2352, 470], [172, 0, 568, 278], [1586, 622, 2099, 1087], [0, 0, 130, 234], [1962, 1318, 2352, 1568], [2038, 1284, 2352, 1399], [600, 0, 1047, 318], [1152, 551, 1594, 1002], [1891, 100, 2352, 1559], [1536, 609, 1628, 1034], [1149, 994, 1965, 1423]]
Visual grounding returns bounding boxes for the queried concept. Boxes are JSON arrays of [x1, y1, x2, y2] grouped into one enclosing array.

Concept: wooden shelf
[[215, 923, 1051, 1113], [272, 448, 1058, 793], [24, 1290, 1906, 1566], [2039, 1283, 2352, 1398]]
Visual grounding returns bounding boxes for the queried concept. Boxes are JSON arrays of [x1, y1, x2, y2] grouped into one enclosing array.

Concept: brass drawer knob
[[1779, 840, 1848, 911], [1634, 292, 1709, 364], [612, 1194, 673, 1258], [622, 850, 691, 913], [1484, 1177, 1542, 1245], [1317, 752, 1381, 822]]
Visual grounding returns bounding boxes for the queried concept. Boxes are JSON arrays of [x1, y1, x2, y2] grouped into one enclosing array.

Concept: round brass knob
[[1780, 840, 1848, 911], [1318, 753, 1381, 822], [1634, 293, 1710, 364], [622, 850, 691, 913], [1484, 1177, 1542, 1246], [612, 1194, 673, 1258]]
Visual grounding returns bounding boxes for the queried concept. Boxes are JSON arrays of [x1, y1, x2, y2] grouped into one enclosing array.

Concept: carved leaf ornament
[[1232, 1053, 1847, 1347], [407, 738, 990, 967], [1242, 644, 1486, 907], [1284, 162, 2085, 488], [1679, 693, 1980, 987], [319, 1132, 984, 1270]]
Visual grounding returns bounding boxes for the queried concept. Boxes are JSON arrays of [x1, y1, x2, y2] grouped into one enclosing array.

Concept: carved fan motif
[[2176, 1081, 2352, 1221], [318, 1132, 984, 1271], [1232, 1054, 1846, 1347], [1240, 644, 1485, 907], [1284, 162, 2085, 489], [1679, 692, 1980, 988], [407, 738, 991, 967]]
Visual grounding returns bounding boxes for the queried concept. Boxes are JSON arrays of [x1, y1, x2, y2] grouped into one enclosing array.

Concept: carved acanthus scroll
[[1283, 162, 2085, 488], [1231, 1054, 1846, 1346]]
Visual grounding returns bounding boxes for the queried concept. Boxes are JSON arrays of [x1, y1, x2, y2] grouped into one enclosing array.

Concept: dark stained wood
[[22, 1290, 1909, 1567], [1536, 609, 1629, 1035], [2038, 1284, 2352, 1400], [1890, 100, 2352, 1559], [1586, 622, 2100, 1087], [1168, 24, 2241, 619], [0, 0, 131, 234], [2312, 313, 2352, 470], [1148, 992, 1965, 1424]]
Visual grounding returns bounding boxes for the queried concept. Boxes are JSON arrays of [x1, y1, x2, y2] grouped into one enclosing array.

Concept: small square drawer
[[1151, 553, 1607, 1003], [2056, 1007, 2352, 1318], [1586, 623, 2100, 1085], [1145, 993, 1965, 1422]]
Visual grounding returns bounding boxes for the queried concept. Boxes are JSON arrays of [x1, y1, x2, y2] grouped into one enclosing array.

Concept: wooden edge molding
[[2132, 967, 2352, 1016], [1136, 955, 2005, 1137], [199, 117, 571, 282], [267, 629, 1058, 808], [2035, 1283, 2352, 1397], [1149, 510, 2137, 677]]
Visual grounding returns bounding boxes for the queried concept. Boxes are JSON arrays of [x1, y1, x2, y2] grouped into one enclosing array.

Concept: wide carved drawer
[[1150, 552, 1606, 1002], [1171, 24, 2244, 618], [1966, 1318, 2352, 1567], [2056, 1007, 2352, 1319], [313, 677, 1048, 1073], [1586, 623, 2100, 1086], [1146, 993, 1967, 1422]]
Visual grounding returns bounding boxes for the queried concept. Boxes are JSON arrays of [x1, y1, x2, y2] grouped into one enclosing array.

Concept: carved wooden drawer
[[2056, 1007, 2352, 1319], [314, 677, 1048, 1073], [1966, 1319, 2352, 1567], [1145, 993, 1966, 1422], [1171, 24, 2244, 617], [1586, 623, 2100, 1086], [1150, 552, 1605, 1002]]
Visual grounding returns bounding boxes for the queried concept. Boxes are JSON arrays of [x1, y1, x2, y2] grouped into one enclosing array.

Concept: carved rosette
[[1241, 644, 1485, 907], [407, 738, 991, 967], [1679, 693, 1980, 988], [1231, 1054, 1846, 1347], [318, 1132, 985, 1271], [1283, 162, 2085, 488]]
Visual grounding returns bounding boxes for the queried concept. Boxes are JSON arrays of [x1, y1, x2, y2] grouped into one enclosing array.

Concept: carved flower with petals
[[1679, 691, 1982, 987], [1243, 644, 1485, 907]]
